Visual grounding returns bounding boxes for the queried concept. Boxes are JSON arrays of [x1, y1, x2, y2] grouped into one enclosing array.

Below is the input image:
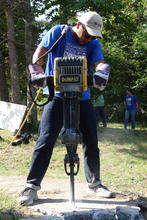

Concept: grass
[[0, 123, 147, 217], [98, 123, 147, 197], [0, 191, 22, 219]]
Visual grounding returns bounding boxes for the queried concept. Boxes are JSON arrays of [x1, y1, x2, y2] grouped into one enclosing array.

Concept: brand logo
[[60, 75, 80, 83]]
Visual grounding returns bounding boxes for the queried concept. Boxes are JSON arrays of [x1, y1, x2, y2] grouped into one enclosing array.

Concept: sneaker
[[89, 184, 115, 198], [19, 187, 38, 205]]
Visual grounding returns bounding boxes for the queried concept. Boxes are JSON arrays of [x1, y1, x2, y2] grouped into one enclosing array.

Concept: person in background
[[124, 88, 138, 130], [19, 11, 114, 206], [93, 94, 107, 128]]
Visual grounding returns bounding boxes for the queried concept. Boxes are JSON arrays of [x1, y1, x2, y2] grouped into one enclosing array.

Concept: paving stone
[[64, 211, 92, 220], [116, 206, 144, 220], [92, 209, 115, 220]]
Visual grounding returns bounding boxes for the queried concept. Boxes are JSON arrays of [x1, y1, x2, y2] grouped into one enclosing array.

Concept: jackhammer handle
[[46, 76, 54, 101], [64, 163, 80, 176], [64, 155, 80, 176]]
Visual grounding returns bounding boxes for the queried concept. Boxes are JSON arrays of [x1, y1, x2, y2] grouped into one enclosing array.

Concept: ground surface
[[0, 175, 142, 219]]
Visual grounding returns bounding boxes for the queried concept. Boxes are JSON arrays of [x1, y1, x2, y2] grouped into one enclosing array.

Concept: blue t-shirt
[[39, 25, 104, 100], [124, 95, 137, 111]]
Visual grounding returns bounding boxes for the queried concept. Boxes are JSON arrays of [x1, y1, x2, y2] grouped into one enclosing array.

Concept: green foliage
[[99, 0, 147, 122]]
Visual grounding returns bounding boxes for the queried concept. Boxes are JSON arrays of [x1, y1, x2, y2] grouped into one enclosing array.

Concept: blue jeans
[[124, 109, 136, 129], [94, 106, 107, 127], [26, 97, 100, 188]]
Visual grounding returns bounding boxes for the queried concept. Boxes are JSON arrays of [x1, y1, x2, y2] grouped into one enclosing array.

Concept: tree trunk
[[23, 0, 37, 124], [0, 50, 9, 101], [5, 0, 21, 104]]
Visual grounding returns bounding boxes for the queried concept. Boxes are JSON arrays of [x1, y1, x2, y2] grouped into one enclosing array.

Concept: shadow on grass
[[118, 145, 147, 160], [98, 127, 147, 160]]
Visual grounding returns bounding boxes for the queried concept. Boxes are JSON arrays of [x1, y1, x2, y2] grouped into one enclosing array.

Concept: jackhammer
[[28, 56, 88, 205], [54, 56, 87, 204]]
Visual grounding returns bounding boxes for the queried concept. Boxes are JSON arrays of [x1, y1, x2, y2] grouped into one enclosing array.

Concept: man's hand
[[28, 63, 47, 87], [93, 63, 110, 91]]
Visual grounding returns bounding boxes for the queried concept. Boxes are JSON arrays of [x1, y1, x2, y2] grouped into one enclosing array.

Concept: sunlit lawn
[[0, 123, 147, 201]]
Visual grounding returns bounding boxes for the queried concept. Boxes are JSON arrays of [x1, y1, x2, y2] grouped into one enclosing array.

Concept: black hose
[[28, 76, 54, 107]]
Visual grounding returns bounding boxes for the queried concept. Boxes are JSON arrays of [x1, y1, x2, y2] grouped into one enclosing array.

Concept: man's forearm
[[32, 46, 48, 65]]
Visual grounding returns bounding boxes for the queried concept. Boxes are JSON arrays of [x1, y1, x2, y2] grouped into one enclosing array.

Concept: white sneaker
[[19, 187, 38, 205], [89, 184, 115, 198]]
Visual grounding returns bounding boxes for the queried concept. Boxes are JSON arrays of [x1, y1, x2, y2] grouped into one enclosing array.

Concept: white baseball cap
[[78, 11, 103, 38]]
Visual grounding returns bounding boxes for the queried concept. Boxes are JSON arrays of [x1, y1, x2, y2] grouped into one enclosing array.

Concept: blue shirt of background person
[[124, 94, 137, 111], [39, 25, 104, 100], [124, 88, 138, 130]]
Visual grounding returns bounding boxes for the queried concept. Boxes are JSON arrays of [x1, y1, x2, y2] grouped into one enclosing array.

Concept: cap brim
[[86, 26, 102, 38]]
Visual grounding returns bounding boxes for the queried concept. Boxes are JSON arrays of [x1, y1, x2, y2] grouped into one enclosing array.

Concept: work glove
[[93, 63, 110, 91], [28, 63, 47, 87]]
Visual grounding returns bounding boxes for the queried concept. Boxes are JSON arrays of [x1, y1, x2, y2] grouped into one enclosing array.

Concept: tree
[[23, 0, 37, 123], [3, 0, 21, 104], [0, 50, 9, 101], [0, 10, 9, 102]]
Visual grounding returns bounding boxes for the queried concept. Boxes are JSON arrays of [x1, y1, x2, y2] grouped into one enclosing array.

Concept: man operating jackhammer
[[19, 11, 115, 205]]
